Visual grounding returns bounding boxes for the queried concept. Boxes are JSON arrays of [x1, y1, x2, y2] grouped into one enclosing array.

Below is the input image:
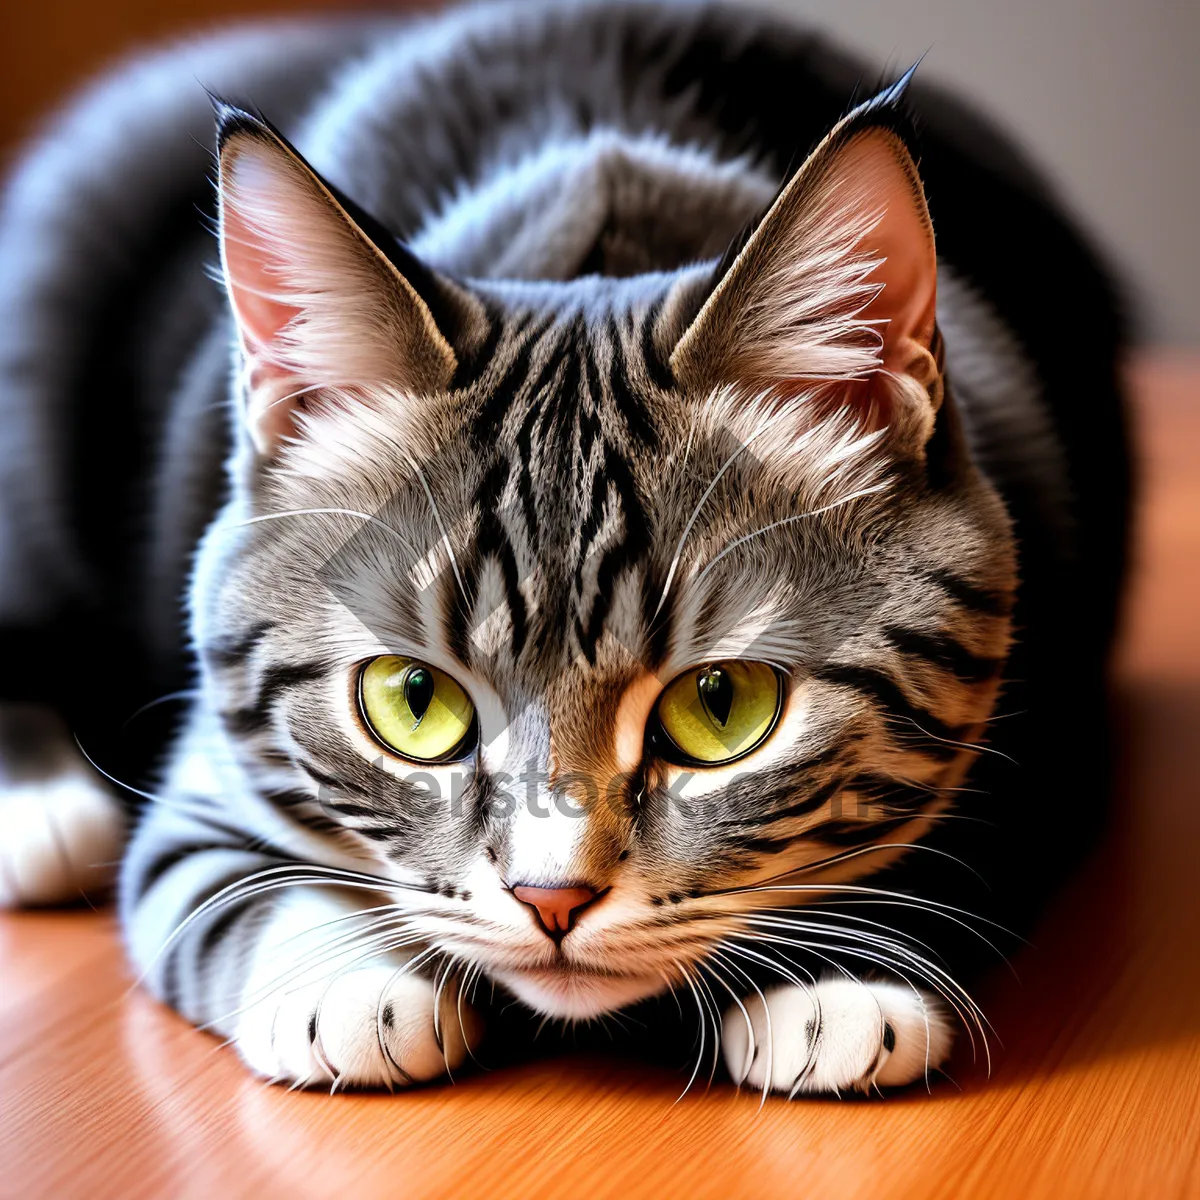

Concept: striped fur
[[0, 0, 1127, 1095]]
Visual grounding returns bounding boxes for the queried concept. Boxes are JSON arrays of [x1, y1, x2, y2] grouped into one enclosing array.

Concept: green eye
[[358, 656, 476, 762], [655, 661, 782, 765]]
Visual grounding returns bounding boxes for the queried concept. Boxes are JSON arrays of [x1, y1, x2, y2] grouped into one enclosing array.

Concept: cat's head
[[197, 87, 1015, 1019]]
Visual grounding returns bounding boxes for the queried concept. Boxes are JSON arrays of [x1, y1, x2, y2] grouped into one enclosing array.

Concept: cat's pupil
[[697, 666, 733, 728], [404, 667, 435, 725]]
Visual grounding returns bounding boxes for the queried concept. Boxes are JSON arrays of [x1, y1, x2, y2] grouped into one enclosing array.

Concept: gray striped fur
[[0, 0, 1127, 1094]]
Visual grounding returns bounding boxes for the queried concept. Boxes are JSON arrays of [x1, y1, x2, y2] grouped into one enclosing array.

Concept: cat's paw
[[0, 771, 126, 907], [721, 979, 952, 1096], [233, 965, 485, 1089]]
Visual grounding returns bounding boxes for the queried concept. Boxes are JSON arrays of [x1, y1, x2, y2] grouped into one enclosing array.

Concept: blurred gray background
[[756, 0, 1200, 344]]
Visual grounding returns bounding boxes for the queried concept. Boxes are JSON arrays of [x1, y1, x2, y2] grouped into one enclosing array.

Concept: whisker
[[745, 899, 1014, 962], [654, 401, 821, 620], [432, 956, 456, 1079], [120, 689, 202, 729], [238, 919, 423, 1010], [715, 946, 782, 1108], [692, 967, 723, 1090], [674, 963, 709, 1102], [133, 862, 434, 992], [273, 900, 408, 946], [718, 938, 823, 1097], [72, 736, 231, 824], [701, 881, 1018, 938], [692, 482, 890, 592], [895, 718, 1018, 765], [719, 940, 815, 993], [744, 908, 947, 962], [732, 928, 991, 1072], [458, 961, 487, 1071], [203, 925, 429, 1031], [227, 507, 418, 552], [404, 452, 468, 603], [702, 952, 755, 1091], [375, 948, 441, 1086]]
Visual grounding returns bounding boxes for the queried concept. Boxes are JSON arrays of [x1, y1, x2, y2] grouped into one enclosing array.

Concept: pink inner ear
[[840, 131, 939, 373], [220, 199, 302, 362], [795, 130, 940, 431], [218, 148, 318, 449]]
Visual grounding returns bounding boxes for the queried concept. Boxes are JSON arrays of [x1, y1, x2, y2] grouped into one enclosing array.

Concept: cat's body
[[0, 0, 1128, 1094]]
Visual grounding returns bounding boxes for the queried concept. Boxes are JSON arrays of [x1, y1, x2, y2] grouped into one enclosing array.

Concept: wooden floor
[[1, 356, 1197, 1199]]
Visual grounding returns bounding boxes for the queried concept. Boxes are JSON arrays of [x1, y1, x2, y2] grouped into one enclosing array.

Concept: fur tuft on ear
[[215, 107, 459, 454], [668, 79, 942, 447]]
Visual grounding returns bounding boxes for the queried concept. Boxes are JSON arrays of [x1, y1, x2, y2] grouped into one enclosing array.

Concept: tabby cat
[[0, 0, 1128, 1096]]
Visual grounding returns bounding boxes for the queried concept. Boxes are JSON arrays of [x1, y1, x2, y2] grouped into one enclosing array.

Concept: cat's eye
[[653, 661, 783, 766], [358, 656, 477, 763]]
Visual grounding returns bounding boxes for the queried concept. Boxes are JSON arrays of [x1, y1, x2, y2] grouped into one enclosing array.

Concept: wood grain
[[0, 362, 1196, 1199]]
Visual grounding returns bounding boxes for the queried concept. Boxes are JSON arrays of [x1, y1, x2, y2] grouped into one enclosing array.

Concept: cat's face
[[197, 102, 1015, 1018]]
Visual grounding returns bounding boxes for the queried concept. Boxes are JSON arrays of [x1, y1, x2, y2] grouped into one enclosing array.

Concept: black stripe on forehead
[[459, 300, 674, 663], [471, 295, 666, 447], [449, 456, 530, 663], [471, 311, 553, 443], [639, 293, 675, 394], [607, 311, 660, 447], [573, 467, 610, 597], [524, 320, 573, 419], [549, 319, 585, 465], [578, 353, 603, 464], [514, 395, 543, 548], [573, 442, 653, 664], [450, 297, 505, 390]]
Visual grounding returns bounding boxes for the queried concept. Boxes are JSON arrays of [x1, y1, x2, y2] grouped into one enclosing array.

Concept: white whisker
[[229, 506, 416, 551], [404, 453, 468, 602], [693, 482, 889, 590]]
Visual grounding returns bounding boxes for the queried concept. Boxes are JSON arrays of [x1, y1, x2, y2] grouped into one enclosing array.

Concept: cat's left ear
[[667, 81, 942, 448], [215, 106, 464, 455]]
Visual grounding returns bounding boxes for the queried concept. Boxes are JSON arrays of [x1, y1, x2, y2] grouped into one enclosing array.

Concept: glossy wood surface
[[1, 359, 1197, 1199]]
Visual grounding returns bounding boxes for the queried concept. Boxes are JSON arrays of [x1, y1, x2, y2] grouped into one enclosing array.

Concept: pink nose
[[512, 884, 599, 937]]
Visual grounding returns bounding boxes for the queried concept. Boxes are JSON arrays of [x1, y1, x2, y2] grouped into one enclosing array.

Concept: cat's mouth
[[493, 963, 666, 1019]]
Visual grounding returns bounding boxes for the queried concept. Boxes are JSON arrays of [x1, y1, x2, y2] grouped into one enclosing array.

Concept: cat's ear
[[667, 82, 942, 447], [215, 106, 460, 454]]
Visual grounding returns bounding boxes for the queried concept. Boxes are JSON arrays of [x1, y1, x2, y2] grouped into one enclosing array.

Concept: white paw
[[722, 979, 952, 1096], [0, 772, 126, 907], [234, 965, 485, 1089]]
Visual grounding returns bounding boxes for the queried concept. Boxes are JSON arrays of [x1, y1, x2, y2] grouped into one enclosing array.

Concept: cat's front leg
[[231, 889, 484, 1088], [721, 979, 952, 1096], [123, 812, 484, 1089]]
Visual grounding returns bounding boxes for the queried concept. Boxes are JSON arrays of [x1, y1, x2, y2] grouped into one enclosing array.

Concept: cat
[[0, 0, 1129, 1096]]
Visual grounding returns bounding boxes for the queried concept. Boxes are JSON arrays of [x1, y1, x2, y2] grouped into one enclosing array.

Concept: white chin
[[495, 968, 665, 1019]]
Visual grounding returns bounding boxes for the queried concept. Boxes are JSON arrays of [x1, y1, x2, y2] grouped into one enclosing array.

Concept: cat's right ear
[[660, 79, 943, 455], [215, 106, 463, 455]]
